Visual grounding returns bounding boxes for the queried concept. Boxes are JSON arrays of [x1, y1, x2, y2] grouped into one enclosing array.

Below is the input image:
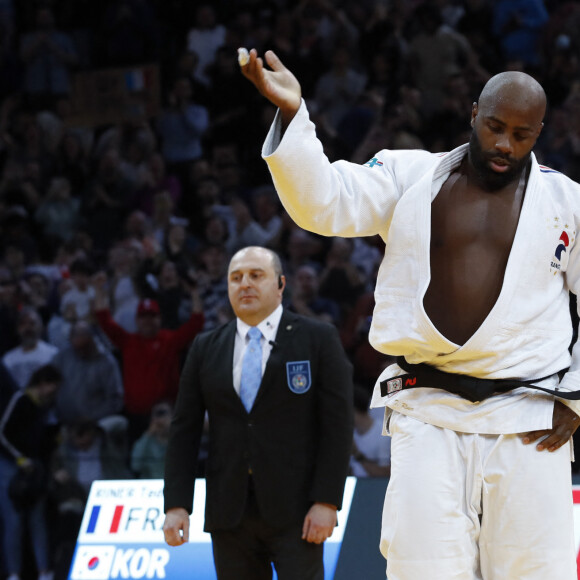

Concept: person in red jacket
[[93, 275, 204, 441]]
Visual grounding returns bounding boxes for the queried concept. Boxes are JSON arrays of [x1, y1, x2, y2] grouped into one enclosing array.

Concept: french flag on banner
[[86, 505, 125, 534]]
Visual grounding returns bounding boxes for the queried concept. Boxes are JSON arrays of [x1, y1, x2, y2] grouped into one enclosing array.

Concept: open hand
[[240, 49, 302, 128]]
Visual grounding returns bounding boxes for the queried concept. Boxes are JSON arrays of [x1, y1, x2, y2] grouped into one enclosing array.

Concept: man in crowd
[[94, 278, 204, 441], [52, 320, 123, 425], [3, 307, 58, 389], [0, 364, 62, 580]]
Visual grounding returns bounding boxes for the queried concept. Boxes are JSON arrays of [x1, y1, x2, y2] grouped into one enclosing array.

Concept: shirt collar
[[237, 304, 284, 343]]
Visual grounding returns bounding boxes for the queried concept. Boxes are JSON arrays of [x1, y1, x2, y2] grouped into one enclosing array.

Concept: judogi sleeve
[[262, 100, 403, 238]]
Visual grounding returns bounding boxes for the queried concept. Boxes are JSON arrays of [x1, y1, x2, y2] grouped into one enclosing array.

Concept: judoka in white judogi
[[239, 48, 579, 579], [261, 103, 578, 579]]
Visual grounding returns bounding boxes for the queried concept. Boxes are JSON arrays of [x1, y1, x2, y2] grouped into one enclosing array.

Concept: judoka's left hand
[[302, 502, 337, 544], [521, 400, 580, 451]]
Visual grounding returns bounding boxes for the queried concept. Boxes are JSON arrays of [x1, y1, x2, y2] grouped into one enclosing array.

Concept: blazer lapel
[[254, 311, 300, 405]]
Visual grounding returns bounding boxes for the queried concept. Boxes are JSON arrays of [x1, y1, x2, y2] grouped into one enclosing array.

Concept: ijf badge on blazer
[[286, 361, 312, 394]]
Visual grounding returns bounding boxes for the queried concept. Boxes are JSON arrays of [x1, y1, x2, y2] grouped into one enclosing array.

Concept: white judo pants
[[380, 412, 576, 580]]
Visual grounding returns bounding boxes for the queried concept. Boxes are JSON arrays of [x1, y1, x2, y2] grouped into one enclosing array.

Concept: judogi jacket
[[263, 100, 580, 434]]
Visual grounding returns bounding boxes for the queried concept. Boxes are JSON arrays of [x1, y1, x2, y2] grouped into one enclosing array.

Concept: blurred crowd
[[0, 0, 579, 578]]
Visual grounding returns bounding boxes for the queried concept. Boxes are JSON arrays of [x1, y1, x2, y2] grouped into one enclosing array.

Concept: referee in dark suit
[[163, 246, 354, 580]]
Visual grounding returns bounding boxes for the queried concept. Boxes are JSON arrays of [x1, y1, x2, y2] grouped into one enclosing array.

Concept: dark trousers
[[211, 485, 324, 580]]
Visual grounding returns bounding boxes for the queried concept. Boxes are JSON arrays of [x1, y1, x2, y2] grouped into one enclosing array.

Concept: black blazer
[[163, 310, 354, 532]]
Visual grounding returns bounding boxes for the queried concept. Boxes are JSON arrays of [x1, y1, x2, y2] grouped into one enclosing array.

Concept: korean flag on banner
[[70, 545, 115, 579]]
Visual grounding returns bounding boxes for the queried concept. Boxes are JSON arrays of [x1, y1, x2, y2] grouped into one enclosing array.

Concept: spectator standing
[[196, 243, 230, 331], [313, 46, 366, 134], [186, 4, 226, 87], [94, 277, 204, 441], [51, 419, 131, 495], [163, 219, 192, 262], [130, 400, 172, 479], [52, 320, 123, 426], [149, 193, 174, 245], [318, 237, 365, 320], [54, 130, 89, 195], [106, 241, 142, 333], [81, 149, 134, 251], [35, 176, 80, 242], [47, 291, 79, 352], [20, 270, 54, 326], [139, 259, 194, 330], [59, 258, 94, 321], [156, 77, 209, 182], [408, 4, 482, 117], [19, 7, 78, 107], [0, 364, 61, 580], [3, 307, 58, 389], [48, 416, 132, 578], [132, 152, 182, 217], [251, 185, 283, 248], [286, 263, 340, 326], [281, 227, 324, 279], [492, 0, 549, 68]]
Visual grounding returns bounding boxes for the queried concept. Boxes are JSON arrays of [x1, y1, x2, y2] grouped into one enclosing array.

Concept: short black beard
[[468, 131, 530, 191]]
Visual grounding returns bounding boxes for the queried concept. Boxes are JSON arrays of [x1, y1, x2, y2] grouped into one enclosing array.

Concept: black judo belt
[[379, 356, 580, 404]]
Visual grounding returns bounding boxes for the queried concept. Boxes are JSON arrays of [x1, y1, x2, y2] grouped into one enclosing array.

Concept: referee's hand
[[163, 507, 190, 546], [302, 503, 337, 544]]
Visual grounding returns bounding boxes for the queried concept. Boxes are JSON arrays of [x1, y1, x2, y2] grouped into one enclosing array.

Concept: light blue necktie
[[240, 326, 263, 412]]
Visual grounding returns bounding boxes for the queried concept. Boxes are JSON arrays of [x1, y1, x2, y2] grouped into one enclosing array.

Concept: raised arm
[[241, 48, 402, 239], [239, 49, 302, 132]]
